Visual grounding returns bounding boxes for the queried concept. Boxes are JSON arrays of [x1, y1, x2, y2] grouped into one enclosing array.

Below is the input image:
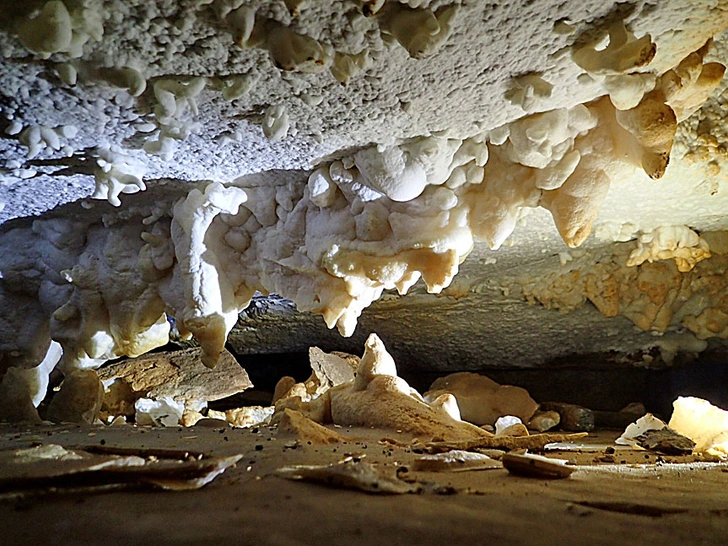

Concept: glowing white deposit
[[669, 396, 728, 457]]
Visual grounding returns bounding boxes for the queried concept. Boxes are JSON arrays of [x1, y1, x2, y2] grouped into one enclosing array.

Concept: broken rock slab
[[617, 398, 728, 458], [272, 347, 359, 404], [0, 443, 242, 492], [97, 347, 252, 410], [309, 346, 358, 390], [424, 372, 538, 426]]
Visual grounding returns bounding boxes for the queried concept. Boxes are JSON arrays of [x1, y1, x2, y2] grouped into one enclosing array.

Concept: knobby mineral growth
[[0, 1, 727, 414]]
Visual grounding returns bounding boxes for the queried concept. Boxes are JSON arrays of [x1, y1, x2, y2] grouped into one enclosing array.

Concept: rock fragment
[[496, 423, 530, 437], [502, 452, 576, 479], [540, 402, 595, 432], [412, 450, 502, 472], [616, 413, 667, 447], [272, 376, 298, 403], [46, 370, 104, 424], [135, 397, 184, 427], [225, 406, 274, 428], [528, 410, 560, 432], [97, 347, 252, 414], [309, 346, 357, 389], [275, 334, 489, 442], [636, 428, 695, 455], [272, 347, 358, 405], [425, 372, 538, 426], [100, 379, 136, 420]]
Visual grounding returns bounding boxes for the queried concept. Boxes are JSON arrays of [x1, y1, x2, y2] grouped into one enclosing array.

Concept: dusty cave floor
[[1, 423, 728, 545]]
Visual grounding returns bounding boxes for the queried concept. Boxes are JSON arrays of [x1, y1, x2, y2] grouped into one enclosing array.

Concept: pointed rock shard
[[309, 346, 357, 388], [274, 408, 347, 444]]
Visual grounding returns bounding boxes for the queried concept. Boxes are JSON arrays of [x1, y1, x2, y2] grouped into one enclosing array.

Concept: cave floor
[[1, 423, 727, 545]]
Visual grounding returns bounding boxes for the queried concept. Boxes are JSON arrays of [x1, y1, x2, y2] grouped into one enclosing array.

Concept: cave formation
[[2, 1, 728, 543]]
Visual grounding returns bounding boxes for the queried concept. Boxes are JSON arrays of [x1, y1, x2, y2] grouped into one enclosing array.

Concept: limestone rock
[[272, 376, 298, 404], [327, 334, 488, 441], [275, 377, 310, 402], [616, 413, 667, 446], [329, 379, 487, 441], [494, 415, 523, 434], [97, 347, 252, 408], [528, 410, 560, 432], [353, 334, 397, 390], [180, 408, 231, 427], [272, 347, 358, 405], [425, 372, 538, 426], [225, 406, 275, 428], [496, 423, 529, 437], [100, 378, 136, 419], [274, 333, 488, 441], [0, 343, 62, 419], [180, 409, 206, 427], [46, 370, 104, 424], [274, 391, 331, 424], [541, 402, 594, 432]]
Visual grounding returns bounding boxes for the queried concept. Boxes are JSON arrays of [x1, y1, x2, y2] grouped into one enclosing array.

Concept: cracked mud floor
[[1, 423, 728, 545]]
